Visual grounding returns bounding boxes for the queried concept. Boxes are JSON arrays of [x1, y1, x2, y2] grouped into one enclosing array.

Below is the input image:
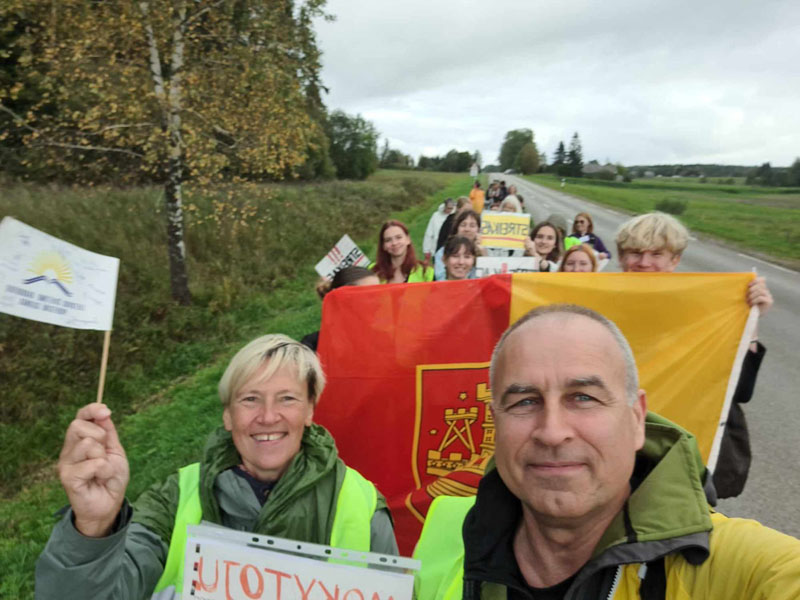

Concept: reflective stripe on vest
[[152, 463, 376, 598]]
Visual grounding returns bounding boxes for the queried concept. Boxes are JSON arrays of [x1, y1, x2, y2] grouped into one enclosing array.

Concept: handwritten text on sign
[[315, 235, 369, 280], [184, 536, 414, 600], [479, 213, 531, 249], [475, 257, 537, 278]]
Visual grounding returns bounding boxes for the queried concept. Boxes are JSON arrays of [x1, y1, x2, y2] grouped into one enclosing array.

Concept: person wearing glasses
[[567, 212, 611, 260]]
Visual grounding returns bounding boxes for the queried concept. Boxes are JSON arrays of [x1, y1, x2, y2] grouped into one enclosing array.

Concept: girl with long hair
[[372, 220, 433, 284]]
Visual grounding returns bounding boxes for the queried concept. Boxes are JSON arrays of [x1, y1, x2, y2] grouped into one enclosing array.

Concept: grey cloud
[[317, 0, 800, 165]]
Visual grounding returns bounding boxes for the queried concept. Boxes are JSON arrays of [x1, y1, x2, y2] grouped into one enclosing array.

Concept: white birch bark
[[139, 0, 191, 304]]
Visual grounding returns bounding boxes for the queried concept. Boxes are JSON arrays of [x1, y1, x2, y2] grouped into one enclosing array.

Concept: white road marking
[[736, 253, 797, 275]]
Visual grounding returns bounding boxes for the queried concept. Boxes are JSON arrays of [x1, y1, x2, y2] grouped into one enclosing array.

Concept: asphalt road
[[493, 173, 800, 538]]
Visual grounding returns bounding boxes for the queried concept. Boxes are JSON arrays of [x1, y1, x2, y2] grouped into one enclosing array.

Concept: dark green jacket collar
[[199, 423, 345, 543]]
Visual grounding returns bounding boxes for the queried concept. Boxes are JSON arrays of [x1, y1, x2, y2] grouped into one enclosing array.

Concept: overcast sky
[[316, 0, 800, 167]]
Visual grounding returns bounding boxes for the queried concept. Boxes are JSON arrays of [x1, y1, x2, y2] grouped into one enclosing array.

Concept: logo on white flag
[[24, 251, 74, 296]]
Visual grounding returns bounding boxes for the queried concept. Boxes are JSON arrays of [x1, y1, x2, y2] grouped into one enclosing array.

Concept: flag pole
[[96, 329, 111, 403]]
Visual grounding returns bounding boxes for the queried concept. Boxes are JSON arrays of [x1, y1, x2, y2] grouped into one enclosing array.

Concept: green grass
[[525, 174, 800, 266], [0, 169, 471, 599]]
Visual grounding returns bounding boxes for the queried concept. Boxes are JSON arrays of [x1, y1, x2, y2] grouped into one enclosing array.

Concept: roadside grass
[[525, 174, 800, 266], [0, 169, 470, 599]]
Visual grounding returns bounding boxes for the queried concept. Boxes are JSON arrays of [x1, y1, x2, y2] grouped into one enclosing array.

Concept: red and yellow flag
[[315, 273, 755, 553]]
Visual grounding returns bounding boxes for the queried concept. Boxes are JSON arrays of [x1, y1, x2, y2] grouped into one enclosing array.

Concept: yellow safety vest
[[153, 462, 377, 596]]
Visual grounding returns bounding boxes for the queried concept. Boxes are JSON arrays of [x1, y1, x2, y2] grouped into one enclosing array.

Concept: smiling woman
[[36, 335, 397, 600], [441, 235, 478, 281], [372, 219, 433, 284]]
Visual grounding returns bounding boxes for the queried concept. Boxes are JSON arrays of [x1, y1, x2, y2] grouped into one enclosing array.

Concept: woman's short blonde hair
[[615, 212, 689, 257], [218, 334, 326, 408], [499, 195, 522, 213]]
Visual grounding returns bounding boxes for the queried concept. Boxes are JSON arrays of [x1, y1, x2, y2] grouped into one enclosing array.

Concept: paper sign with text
[[183, 526, 415, 600], [0, 217, 119, 330], [479, 212, 531, 249], [315, 235, 369, 280], [475, 256, 537, 277]]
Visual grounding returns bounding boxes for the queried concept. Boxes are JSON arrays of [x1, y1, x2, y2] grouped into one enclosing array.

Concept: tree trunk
[[164, 1, 191, 305], [140, 0, 191, 305], [164, 157, 191, 305]]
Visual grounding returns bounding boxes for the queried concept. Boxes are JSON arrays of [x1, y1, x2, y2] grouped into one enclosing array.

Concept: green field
[[0, 170, 468, 598], [525, 174, 800, 267]]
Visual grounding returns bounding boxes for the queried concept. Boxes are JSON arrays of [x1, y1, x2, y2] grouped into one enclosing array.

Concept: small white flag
[[0, 217, 120, 331]]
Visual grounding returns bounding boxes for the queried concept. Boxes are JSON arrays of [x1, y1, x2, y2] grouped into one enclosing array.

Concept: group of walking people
[[36, 180, 796, 600], [416, 184, 615, 281]]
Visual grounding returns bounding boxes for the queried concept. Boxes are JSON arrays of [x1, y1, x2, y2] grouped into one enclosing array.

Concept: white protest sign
[[0, 217, 119, 330], [315, 235, 369, 280], [183, 525, 417, 600], [475, 256, 538, 278]]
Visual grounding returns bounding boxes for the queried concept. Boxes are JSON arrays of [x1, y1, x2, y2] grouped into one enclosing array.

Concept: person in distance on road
[[440, 235, 478, 281], [498, 180, 508, 202], [414, 304, 800, 599], [524, 221, 562, 271], [37, 334, 397, 600], [301, 266, 380, 352], [486, 181, 502, 210], [499, 195, 523, 214], [546, 213, 581, 251], [436, 196, 472, 251], [506, 184, 524, 208], [469, 180, 485, 214], [423, 197, 456, 262], [372, 219, 433, 284], [615, 211, 773, 499], [559, 243, 598, 272], [567, 211, 612, 259]]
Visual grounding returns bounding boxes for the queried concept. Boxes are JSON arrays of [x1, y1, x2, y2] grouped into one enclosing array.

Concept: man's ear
[[632, 390, 647, 450]]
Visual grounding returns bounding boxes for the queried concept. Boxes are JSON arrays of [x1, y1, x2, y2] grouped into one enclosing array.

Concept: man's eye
[[572, 393, 597, 405], [506, 398, 539, 415]]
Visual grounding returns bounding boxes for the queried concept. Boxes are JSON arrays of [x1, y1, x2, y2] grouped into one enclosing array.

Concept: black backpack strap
[[639, 557, 666, 600]]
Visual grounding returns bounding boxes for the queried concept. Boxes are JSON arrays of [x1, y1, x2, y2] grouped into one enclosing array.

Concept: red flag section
[[315, 276, 511, 553]]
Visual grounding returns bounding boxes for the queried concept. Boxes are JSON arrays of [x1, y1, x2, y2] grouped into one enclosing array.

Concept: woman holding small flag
[[36, 335, 397, 600]]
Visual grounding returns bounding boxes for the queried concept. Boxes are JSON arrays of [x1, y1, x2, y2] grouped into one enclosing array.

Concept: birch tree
[[0, 0, 329, 304]]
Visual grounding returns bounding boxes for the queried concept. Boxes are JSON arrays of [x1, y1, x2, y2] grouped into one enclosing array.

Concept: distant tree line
[[629, 161, 800, 187], [744, 160, 800, 187], [378, 141, 414, 170], [417, 149, 479, 172]]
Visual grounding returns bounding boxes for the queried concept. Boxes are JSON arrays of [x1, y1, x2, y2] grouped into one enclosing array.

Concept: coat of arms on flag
[[406, 363, 493, 523]]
